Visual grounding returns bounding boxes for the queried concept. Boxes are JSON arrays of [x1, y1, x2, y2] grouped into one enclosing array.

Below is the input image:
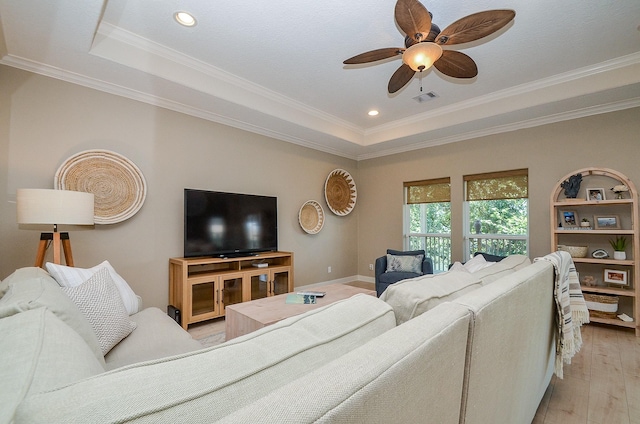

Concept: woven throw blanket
[[534, 251, 589, 378]]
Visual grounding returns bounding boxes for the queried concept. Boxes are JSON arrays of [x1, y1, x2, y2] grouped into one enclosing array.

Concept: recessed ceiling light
[[368, 110, 379, 116], [174, 11, 197, 27]]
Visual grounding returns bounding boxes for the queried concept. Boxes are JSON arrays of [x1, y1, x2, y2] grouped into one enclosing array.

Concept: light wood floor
[[187, 317, 226, 340], [187, 284, 640, 424], [533, 324, 640, 424]]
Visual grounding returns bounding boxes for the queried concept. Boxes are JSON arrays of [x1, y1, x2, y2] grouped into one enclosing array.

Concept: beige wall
[[357, 108, 640, 276], [2, 64, 640, 310], [0, 66, 358, 309]]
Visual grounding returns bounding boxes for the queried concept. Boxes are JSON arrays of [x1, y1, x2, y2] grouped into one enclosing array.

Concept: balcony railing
[[467, 235, 528, 258], [408, 233, 527, 273], [408, 234, 451, 273]]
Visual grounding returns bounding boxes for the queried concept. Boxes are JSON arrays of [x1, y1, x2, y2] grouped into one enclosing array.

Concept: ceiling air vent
[[413, 91, 439, 103]]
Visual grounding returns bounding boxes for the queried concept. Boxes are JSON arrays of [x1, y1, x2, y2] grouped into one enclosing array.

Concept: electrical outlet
[[369, 264, 373, 271], [328, 266, 332, 273]]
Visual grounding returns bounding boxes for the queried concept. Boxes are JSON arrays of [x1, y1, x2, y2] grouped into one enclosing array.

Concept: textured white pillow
[[463, 254, 496, 273], [46, 260, 139, 315], [62, 268, 137, 355], [449, 262, 470, 273]]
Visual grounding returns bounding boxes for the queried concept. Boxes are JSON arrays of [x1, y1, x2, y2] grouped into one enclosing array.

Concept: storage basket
[[584, 293, 618, 319], [557, 245, 588, 258]]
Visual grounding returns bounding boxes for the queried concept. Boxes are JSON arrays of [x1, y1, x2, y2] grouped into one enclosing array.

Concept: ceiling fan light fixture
[[174, 11, 197, 27], [402, 42, 443, 72]]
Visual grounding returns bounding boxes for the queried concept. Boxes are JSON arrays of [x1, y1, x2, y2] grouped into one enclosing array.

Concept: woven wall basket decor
[[324, 169, 357, 216], [55, 149, 147, 224], [298, 200, 325, 234]]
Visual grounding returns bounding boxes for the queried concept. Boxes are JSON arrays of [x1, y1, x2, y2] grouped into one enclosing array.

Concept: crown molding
[[368, 52, 640, 134], [3, 49, 639, 163], [362, 52, 640, 145], [0, 54, 359, 160], [356, 97, 640, 161], [91, 22, 365, 145]]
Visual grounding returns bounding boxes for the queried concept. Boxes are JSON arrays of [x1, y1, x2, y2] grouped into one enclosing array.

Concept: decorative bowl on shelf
[[557, 245, 588, 258], [591, 249, 609, 259]]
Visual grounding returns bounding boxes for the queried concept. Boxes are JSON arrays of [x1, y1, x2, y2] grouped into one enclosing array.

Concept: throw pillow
[[463, 254, 496, 273], [46, 260, 139, 315], [385, 254, 424, 274], [449, 262, 470, 273], [0, 268, 105, 366], [62, 268, 137, 356]]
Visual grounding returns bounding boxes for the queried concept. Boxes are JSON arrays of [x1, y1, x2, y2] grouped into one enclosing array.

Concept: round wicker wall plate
[[324, 169, 357, 216], [55, 150, 147, 224], [298, 200, 325, 234]]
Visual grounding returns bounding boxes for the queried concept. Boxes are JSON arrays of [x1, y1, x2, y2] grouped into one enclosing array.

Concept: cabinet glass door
[[221, 275, 244, 313], [191, 281, 216, 317], [250, 272, 269, 300], [272, 269, 290, 295]]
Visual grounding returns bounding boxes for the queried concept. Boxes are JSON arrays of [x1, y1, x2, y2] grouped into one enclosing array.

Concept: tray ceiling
[[1, 0, 639, 159]]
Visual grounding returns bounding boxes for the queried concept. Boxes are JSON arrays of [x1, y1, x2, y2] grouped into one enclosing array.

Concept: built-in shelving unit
[[169, 252, 293, 329], [550, 168, 639, 336]]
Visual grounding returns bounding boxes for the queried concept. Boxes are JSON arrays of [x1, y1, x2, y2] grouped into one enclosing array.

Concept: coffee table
[[224, 283, 375, 340]]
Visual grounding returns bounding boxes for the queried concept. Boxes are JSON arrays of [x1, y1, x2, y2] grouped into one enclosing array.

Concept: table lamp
[[17, 188, 95, 267]]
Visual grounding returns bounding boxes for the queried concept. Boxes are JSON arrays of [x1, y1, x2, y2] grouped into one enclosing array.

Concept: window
[[463, 169, 528, 259], [404, 178, 451, 272]]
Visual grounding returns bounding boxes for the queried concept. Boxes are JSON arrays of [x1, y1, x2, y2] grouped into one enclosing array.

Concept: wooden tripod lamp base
[[35, 232, 75, 268]]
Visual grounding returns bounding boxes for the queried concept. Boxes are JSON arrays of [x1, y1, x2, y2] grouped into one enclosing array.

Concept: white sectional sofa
[[2, 255, 557, 423]]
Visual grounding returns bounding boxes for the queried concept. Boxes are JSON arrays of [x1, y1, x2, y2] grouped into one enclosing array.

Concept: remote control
[[296, 291, 326, 297]]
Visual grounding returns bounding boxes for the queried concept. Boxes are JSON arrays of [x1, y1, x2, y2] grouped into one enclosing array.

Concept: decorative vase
[[580, 222, 590, 228], [613, 251, 626, 260]]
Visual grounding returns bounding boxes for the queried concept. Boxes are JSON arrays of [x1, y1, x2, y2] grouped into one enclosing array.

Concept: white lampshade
[[402, 42, 443, 72], [17, 189, 95, 227]]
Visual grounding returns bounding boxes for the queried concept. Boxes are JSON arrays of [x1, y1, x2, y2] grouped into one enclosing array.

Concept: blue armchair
[[375, 249, 434, 297]]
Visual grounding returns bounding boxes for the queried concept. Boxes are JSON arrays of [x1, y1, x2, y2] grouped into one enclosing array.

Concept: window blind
[[404, 177, 451, 204], [464, 169, 528, 201]]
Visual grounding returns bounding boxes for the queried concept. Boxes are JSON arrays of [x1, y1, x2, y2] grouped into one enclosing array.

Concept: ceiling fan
[[343, 0, 515, 93]]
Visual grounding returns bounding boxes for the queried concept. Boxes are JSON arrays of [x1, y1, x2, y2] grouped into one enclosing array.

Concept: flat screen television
[[184, 189, 278, 258]]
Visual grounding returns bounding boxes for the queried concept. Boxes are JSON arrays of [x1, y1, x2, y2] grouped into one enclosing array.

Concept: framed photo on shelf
[[560, 210, 579, 227], [586, 188, 606, 201], [594, 215, 620, 230], [603, 268, 628, 286]]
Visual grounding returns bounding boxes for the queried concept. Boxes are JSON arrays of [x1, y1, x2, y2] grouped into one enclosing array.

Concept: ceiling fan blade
[[388, 63, 416, 93], [433, 50, 478, 78], [344, 48, 404, 64], [436, 10, 515, 45], [394, 0, 432, 43]]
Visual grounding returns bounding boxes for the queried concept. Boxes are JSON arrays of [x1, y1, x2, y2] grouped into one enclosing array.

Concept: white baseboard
[[357, 275, 375, 284]]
